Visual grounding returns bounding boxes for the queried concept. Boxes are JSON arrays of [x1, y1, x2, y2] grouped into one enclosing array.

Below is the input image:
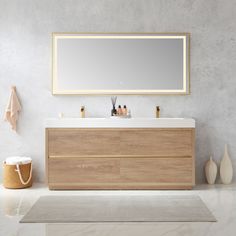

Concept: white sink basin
[[45, 118, 195, 128]]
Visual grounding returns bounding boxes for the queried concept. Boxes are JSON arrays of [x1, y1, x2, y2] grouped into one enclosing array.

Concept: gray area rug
[[20, 195, 216, 223]]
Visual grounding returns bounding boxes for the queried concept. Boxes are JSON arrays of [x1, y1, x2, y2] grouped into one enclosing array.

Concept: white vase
[[205, 156, 217, 184], [220, 144, 233, 184]]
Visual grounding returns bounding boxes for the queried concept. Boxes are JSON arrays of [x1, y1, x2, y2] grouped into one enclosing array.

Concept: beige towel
[[4, 86, 22, 131]]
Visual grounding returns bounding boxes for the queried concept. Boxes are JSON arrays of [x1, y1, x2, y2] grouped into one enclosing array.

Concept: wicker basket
[[3, 161, 32, 189]]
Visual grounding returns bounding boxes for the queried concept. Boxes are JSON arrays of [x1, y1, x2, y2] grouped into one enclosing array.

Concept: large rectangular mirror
[[52, 33, 190, 95]]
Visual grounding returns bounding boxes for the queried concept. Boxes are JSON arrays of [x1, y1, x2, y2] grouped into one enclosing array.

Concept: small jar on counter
[[117, 105, 122, 116], [123, 105, 127, 115]]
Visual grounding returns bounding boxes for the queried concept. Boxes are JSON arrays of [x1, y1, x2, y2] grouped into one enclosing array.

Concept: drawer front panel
[[48, 128, 193, 157], [120, 129, 193, 156], [48, 129, 120, 156], [46, 128, 195, 189], [49, 157, 120, 183], [120, 157, 192, 184], [48, 157, 192, 186]]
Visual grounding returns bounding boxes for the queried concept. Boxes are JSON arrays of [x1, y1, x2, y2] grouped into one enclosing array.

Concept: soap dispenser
[[117, 105, 122, 116], [123, 105, 127, 116]]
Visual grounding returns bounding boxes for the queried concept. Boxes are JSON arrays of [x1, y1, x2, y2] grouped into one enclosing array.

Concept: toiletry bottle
[[123, 105, 127, 116], [80, 106, 85, 118], [156, 106, 160, 118], [117, 105, 122, 116]]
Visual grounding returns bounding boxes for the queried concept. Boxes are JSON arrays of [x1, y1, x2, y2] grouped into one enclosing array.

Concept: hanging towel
[[4, 86, 21, 131]]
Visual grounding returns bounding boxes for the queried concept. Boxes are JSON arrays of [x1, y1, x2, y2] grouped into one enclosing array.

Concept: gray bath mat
[[20, 195, 216, 223]]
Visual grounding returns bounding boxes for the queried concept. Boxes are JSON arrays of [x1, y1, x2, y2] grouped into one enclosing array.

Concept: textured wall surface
[[0, 0, 236, 183]]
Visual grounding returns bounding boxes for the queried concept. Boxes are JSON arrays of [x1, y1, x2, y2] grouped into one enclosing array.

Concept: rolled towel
[[5, 156, 32, 165], [4, 86, 21, 131]]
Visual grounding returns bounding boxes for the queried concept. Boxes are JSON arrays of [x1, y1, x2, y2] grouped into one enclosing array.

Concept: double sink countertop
[[44, 118, 195, 128]]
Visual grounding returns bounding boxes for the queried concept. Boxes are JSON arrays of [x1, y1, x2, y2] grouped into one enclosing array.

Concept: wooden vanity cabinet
[[46, 128, 195, 190]]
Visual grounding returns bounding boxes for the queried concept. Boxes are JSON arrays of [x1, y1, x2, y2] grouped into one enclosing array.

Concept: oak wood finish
[[48, 184, 193, 190], [48, 129, 120, 156], [49, 157, 192, 185], [46, 128, 195, 189], [119, 129, 192, 156]]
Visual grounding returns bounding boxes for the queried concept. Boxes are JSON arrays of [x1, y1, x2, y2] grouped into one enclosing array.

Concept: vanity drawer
[[48, 156, 193, 188], [48, 157, 120, 183], [120, 157, 193, 184], [48, 129, 120, 156], [46, 128, 195, 189], [48, 128, 193, 157], [120, 129, 193, 156]]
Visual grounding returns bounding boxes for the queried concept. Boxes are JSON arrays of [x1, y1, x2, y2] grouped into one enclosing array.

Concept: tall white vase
[[220, 144, 233, 184], [205, 156, 217, 184]]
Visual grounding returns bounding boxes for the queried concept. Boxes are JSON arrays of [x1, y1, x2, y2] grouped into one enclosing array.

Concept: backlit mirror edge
[[51, 32, 190, 96]]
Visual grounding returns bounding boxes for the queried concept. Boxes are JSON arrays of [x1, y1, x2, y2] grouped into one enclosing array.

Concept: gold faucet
[[80, 106, 85, 118], [156, 106, 160, 118]]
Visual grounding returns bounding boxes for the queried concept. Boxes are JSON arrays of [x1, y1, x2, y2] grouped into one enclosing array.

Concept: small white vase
[[205, 156, 217, 184], [220, 144, 233, 184]]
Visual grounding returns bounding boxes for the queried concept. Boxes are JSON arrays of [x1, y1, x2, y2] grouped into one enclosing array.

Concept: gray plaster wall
[[0, 0, 236, 183]]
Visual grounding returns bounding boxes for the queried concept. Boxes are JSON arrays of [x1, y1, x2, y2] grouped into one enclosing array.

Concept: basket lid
[[5, 156, 32, 165]]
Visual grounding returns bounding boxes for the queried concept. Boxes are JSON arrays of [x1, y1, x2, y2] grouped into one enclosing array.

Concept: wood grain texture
[[49, 158, 120, 183], [120, 158, 192, 183], [120, 129, 192, 156], [48, 183, 193, 190], [48, 157, 192, 186], [48, 128, 192, 156], [48, 129, 120, 156], [46, 128, 195, 189]]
